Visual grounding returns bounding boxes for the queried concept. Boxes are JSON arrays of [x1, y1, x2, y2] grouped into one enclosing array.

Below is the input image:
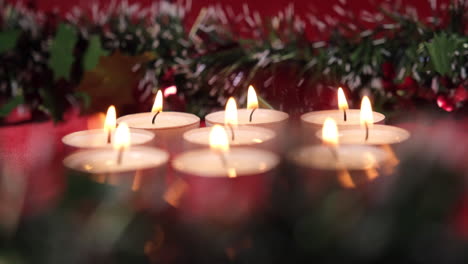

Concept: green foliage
[[83, 35, 109, 71], [0, 29, 20, 54], [0, 95, 24, 117], [48, 24, 78, 81], [426, 34, 459, 76]]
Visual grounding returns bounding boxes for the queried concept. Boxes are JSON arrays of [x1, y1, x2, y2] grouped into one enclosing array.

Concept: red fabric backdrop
[[6, 0, 441, 24]]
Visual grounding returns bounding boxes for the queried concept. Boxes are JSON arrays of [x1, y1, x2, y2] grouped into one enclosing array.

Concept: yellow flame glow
[[247, 85, 259, 110], [151, 90, 163, 113], [104, 105, 117, 133], [228, 168, 237, 178], [338, 169, 355, 188], [224, 97, 238, 126], [113, 122, 131, 150], [337, 87, 349, 110], [360, 96, 373, 127], [209, 125, 230, 152], [322, 118, 339, 146]]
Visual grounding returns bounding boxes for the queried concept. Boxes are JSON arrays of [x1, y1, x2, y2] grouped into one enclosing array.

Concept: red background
[[6, 0, 441, 25]]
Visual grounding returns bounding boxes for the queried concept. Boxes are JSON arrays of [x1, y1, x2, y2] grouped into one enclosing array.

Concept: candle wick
[[218, 152, 228, 169], [107, 130, 112, 144], [227, 123, 235, 141], [152, 111, 161, 124], [343, 109, 347, 122], [117, 147, 124, 165], [328, 145, 339, 161], [249, 107, 257, 122], [365, 122, 369, 141]]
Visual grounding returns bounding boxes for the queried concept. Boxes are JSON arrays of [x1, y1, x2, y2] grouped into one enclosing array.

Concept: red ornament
[[382, 62, 395, 80], [453, 85, 468, 104], [437, 94, 455, 112], [397, 76, 418, 95]]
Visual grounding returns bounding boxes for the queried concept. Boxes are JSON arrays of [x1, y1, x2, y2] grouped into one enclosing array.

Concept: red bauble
[[454, 85, 468, 104], [397, 76, 418, 95], [437, 94, 455, 112]]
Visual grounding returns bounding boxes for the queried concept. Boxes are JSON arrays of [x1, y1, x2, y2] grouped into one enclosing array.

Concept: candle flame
[[209, 125, 230, 152], [113, 122, 131, 150], [104, 105, 117, 133], [360, 96, 373, 127], [247, 85, 259, 109], [337, 87, 349, 110], [151, 90, 163, 113], [224, 97, 238, 126], [322, 118, 339, 146]]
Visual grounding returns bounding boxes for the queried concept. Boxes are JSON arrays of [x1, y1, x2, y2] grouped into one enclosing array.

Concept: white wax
[[301, 109, 385, 126], [290, 145, 389, 170], [315, 125, 410, 145], [172, 148, 279, 177], [117, 112, 200, 129], [205, 109, 289, 126], [183, 126, 276, 147], [62, 128, 154, 148], [64, 146, 169, 173]]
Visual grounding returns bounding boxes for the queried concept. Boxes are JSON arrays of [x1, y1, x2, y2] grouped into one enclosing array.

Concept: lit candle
[[117, 90, 200, 154], [173, 125, 280, 222], [62, 105, 155, 150], [316, 97, 410, 145], [184, 96, 277, 151], [64, 122, 170, 195], [301, 88, 385, 130], [205, 85, 289, 131], [290, 118, 391, 188]]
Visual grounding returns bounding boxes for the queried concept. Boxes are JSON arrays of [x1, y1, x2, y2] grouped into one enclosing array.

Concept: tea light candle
[[117, 90, 200, 153], [291, 118, 391, 189], [183, 126, 276, 151], [64, 123, 169, 174], [64, 146, 169, 174], [62, 129, 155, 149], [301, 88, 385, 128], [316, 124, 410, 145], [62, 105, 155, 150], [173, 125, 280, 222], [205, 86, 289, 131], [64, 123, 170, 207]]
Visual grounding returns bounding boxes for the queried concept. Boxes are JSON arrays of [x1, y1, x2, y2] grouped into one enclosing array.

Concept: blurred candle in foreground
[[173, 125, 280, 222]]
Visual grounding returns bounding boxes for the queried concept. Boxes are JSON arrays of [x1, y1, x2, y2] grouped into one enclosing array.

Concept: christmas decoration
[[0, 0, 467, 123]]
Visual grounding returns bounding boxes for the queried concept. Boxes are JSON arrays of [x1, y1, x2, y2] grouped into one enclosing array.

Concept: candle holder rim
[[183, 125, 277, 146], [314, 124, 411, 145], [205, 108, 289, 126], [172, 147, 280, 178], [288, 144, 391, 171], [300, 109, 385, 124], [62, 128, 155, 148], [117, 111, 201, 130], [63, 146, 169, 174]]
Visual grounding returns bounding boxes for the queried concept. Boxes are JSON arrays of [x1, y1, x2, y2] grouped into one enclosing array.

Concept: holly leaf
[[425, 34, 458, 76], [83, 35, 109, 71], [48, 24, 78, 81], [0, 29, 20, 54], [0, 95, 24, 117]]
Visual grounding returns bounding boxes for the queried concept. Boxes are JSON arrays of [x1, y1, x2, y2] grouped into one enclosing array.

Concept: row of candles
[[62, 86, 410, 190]]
